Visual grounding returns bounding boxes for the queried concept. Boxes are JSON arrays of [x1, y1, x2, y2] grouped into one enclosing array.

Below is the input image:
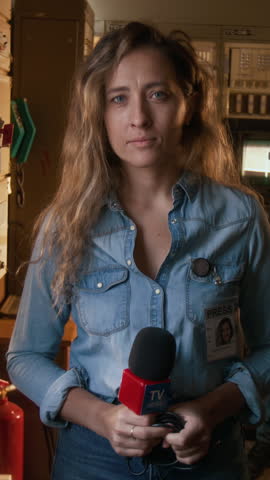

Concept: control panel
[[224, 43, 270, 118]]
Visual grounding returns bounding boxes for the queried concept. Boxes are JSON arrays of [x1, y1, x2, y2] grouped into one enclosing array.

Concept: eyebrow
[[106, 81, 170, 95]]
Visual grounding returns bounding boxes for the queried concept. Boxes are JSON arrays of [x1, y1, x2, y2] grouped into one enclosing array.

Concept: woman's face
[[221, 322, 232, 344], [104, 47, 191, 173]]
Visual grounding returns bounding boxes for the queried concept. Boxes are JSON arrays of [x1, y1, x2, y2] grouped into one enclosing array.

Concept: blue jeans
[[256, 397, 270, 444], [51, 420, 249, 480]]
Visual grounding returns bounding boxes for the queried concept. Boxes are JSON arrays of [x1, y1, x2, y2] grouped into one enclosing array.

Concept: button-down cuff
[[224, 362, 264, 425], [40, 368, 85, 427]]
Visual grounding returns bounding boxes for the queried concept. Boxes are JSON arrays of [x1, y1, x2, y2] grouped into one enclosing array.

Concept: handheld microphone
[[118, 327, 176, 415], [119, 328, 202, 472]]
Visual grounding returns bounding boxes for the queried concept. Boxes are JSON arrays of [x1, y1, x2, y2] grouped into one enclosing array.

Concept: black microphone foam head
[[128, 327, 176, 381]]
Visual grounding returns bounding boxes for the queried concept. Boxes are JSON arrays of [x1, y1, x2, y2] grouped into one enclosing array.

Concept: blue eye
[[112, 95, 125, 104], [151, 91, 168, 100]]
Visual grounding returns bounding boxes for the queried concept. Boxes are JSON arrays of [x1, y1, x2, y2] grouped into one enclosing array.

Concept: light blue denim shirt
[[6, 171, 270, 428]]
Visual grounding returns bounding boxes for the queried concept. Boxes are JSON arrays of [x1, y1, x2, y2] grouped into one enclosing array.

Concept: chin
[[120, 154, 167, 169]]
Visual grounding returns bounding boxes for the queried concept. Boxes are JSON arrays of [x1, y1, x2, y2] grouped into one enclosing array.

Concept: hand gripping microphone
[[119, 327, 205, 473], [119, 327, 187, 472], [118, 326, 176, 415]]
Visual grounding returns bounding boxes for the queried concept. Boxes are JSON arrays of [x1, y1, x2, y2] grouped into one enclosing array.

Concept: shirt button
[[171, 218, 177, 224], [155, 288, 161, 295], [130, 225, 136, 231], [97, 282, 103, 288], [127, 259, 132, 266]]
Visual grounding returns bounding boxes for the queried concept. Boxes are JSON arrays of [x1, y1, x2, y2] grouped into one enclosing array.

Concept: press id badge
[[204, 300, 245, 362]]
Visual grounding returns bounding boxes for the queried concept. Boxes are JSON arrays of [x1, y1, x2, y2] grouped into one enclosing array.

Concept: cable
[[127, 458, 148, 476], [127, 412, 202, 479], [147, 411, 198, 470]]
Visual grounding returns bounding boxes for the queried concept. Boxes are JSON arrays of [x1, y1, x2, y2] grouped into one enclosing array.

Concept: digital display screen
[[242, 139, 270, 178]]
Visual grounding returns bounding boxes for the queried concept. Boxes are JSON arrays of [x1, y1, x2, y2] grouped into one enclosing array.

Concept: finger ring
[[130, 425, 136, 439]]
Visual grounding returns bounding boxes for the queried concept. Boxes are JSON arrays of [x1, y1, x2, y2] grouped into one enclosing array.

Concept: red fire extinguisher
[[0, 379, 24, 480]]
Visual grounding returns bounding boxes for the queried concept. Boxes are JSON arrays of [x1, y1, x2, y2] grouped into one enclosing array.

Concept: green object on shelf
[[10, 100, 25, 158], [11, 98, 36, 164]]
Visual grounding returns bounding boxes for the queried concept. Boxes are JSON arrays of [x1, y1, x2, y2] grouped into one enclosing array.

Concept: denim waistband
[[52, 418, 247, 480]]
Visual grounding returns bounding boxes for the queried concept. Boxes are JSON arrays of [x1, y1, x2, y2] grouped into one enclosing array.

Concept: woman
[[7, 22, 270, 479], [216, 317, 234, 346]]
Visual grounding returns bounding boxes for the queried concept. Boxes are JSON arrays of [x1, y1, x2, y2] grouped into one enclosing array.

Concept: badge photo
[[204, 301, 243, 362]]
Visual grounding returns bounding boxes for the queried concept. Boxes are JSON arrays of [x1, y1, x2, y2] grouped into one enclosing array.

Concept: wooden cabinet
[[8, 0, 94, 295]]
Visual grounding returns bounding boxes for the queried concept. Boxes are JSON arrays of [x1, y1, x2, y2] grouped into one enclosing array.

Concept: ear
[[184, 92, 198, 126]]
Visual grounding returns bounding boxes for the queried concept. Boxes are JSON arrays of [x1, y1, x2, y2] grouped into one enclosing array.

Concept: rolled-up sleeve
[[6, 224, 82, 427], [224, 196, 270, 424], [40, 367, 86, 427]]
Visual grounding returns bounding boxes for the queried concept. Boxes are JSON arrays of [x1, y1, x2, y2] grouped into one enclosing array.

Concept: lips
[[127, 137, 156, 145]]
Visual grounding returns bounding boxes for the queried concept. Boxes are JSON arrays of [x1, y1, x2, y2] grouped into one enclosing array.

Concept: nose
[[129, 96, 152, 128]]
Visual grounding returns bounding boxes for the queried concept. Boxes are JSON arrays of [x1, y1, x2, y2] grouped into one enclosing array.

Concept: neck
[[119, 165, 182, 210]]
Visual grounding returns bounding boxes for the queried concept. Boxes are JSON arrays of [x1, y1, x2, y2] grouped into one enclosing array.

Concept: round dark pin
[[192, 258, 211, 277]]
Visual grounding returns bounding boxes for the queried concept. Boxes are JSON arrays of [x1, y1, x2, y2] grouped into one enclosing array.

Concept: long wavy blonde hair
[[34, 21, 256, 307]]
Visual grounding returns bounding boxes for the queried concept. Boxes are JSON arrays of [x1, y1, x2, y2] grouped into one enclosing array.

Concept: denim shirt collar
[[173, 170, 199, 205], [106, 170, 200, 211]]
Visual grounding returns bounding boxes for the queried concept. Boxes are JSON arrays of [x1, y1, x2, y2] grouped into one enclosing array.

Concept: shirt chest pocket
[[76, 267, 130, 336], [186, 261, 244, 325]]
